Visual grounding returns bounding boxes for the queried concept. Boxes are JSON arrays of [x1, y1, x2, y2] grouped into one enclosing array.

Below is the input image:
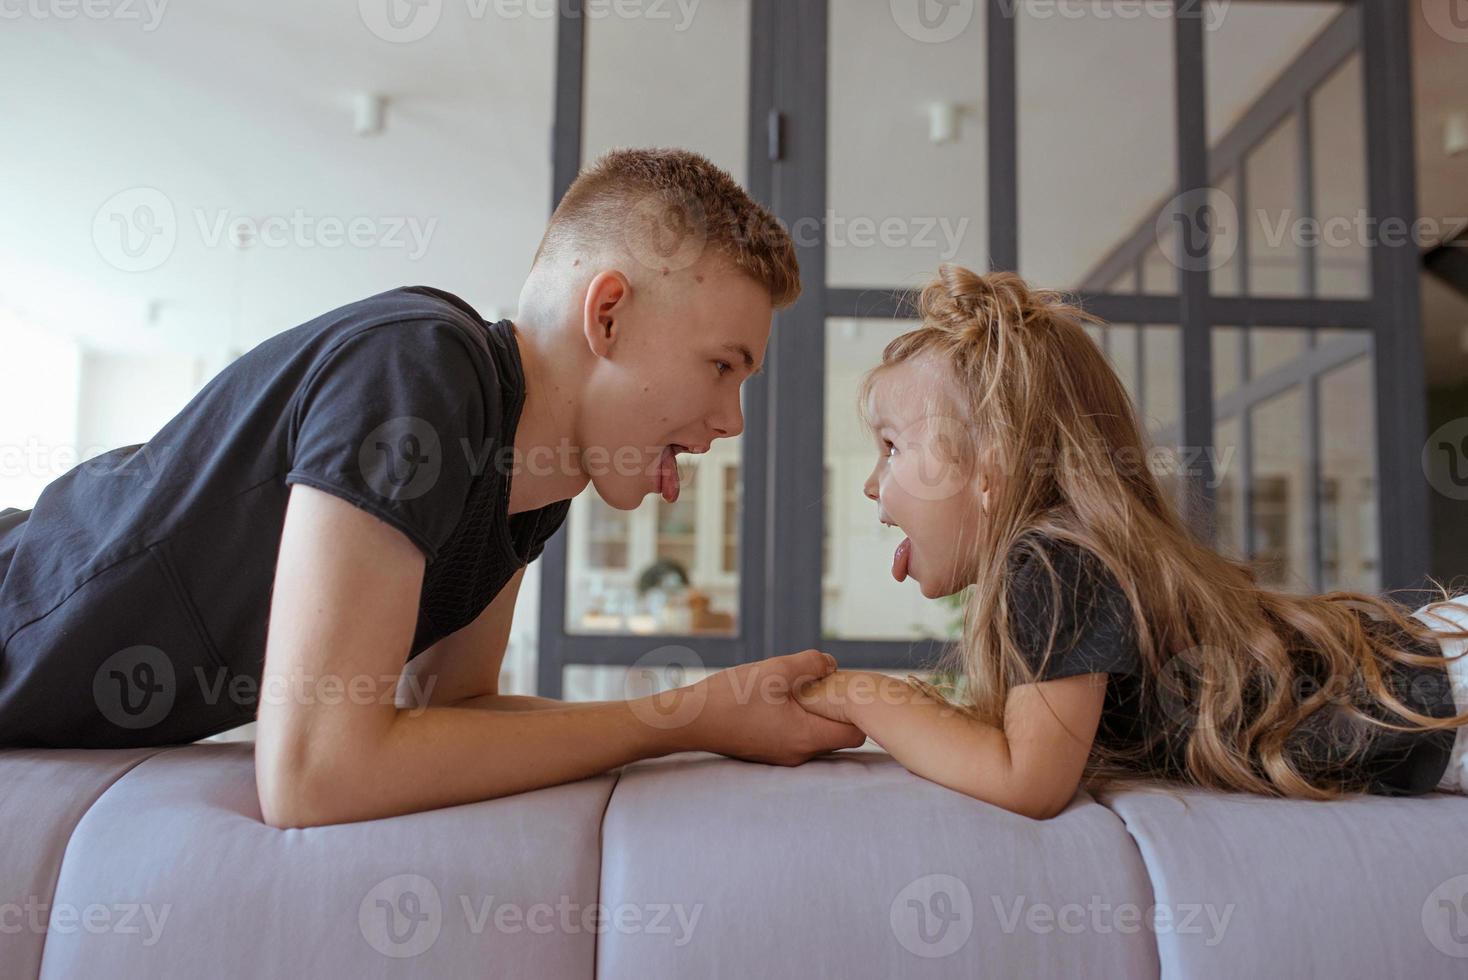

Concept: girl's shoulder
[[1004, 530, 1141, 680], [1006, 531, 1120, 594]]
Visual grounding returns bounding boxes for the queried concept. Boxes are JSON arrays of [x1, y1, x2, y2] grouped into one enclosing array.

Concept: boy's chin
[[590, 476, 648, 511]]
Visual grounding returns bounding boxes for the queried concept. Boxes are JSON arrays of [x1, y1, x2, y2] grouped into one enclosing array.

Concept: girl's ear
[[583, 270, 631, 358], [974, 447, 994, 513]]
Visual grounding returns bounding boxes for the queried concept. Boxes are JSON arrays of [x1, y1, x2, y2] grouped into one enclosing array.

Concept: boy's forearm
[[846, 673, 1027, 811], [450, 693, 612, 712], [283, 696, 690, 827]]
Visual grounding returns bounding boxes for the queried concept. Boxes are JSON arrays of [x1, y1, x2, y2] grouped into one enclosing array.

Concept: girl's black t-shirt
[[1005, 534, 1457, 796], [0, 286, 570, 748]]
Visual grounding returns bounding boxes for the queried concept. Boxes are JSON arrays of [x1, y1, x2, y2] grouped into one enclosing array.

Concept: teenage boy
[[0, 149, 865, 827]]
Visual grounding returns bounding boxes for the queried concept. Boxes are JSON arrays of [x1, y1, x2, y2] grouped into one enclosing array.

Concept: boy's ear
[[582, 270, 631, 358]]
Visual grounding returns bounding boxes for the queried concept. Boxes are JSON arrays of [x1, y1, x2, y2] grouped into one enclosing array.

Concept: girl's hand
[[795, 669, 878, 727]]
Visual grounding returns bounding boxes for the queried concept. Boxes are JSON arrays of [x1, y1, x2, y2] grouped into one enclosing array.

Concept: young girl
[[796, 264, 1468, 819]]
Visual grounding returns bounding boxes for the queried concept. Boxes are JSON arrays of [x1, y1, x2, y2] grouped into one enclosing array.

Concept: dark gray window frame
[[1078, 5, 1389, 594], [538, 0, 1428, 695]]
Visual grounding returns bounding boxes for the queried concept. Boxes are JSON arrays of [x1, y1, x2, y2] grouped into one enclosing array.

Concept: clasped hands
[[656, 648, 900, 767]]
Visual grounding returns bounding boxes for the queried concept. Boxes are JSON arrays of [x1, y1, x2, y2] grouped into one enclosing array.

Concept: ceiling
[[0, 1, 556, 355], [1, 0, 1464, 384]]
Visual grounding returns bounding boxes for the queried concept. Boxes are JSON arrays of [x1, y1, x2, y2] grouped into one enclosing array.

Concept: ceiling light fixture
[[355, 93, 388, 137]]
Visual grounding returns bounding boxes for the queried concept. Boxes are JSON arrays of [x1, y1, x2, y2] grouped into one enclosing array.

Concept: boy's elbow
[[256, 737, 353, 829], [257, 757, 320, 828]]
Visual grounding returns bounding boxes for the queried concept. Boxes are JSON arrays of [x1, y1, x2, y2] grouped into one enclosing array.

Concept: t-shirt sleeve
[[525, 499, 573, 565], [1005, 538, 1141, 683], [284, 320, 491, 563]]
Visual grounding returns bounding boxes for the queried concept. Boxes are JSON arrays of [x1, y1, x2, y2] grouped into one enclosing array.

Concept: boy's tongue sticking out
[[658, 445, 680, 503]]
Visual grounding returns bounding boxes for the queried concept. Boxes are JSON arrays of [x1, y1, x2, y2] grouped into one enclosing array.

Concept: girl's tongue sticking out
[[892, 536, 912, 582]]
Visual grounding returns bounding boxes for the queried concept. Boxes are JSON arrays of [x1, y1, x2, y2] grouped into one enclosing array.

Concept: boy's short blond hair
[[534, 147, 801, 310]]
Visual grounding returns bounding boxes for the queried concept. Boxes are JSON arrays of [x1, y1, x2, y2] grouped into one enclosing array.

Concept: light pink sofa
[[5, 743, 1468, 978]]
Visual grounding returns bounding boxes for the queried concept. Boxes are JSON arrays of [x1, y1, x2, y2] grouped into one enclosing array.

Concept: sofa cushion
[[0, 747, 164, 980], [37, 742, 617, 980], [597, 750, 1160, 978], [1100, 784, 1468, 978]]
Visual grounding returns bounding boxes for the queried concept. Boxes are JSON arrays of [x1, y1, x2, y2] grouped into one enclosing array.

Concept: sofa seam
[[592, 764, 625, 980], [1092, 792, 1167, 976], [30, 747, 174, 980]]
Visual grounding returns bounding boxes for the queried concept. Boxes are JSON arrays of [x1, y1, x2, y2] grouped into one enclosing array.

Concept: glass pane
[[1205, 1, 1349, 297], [1205, 2, 1341, 145], [827, 2, 986, 288], [1093, 322, 1184, 511], [1245, 116, 1306, 296], [564, 664, 718, 703], [1019, 1, 1175, 292], [1319, 352, 1378, 591], [1140, 234, 1176, 295], [1212, 326, 1244, 400], [1211, 171, 1242, 296], [1213, 325, 1378, 593], [581, 0, 749, 182], [1250, 386, 1310, 591], [823, 318, 959, 642], [1310, 52, 1370, 298], [567, 4, 751, 638], [1250, 326, 1309, 377], [1141, 326, 1183, 439], [1107, 325, 1140, 401], [566, 446, 741, 635], [1214, 415, 1246, 559]]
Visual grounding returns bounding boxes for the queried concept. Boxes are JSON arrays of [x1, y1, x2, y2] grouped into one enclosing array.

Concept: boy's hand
[[669, 650, 867, 766]]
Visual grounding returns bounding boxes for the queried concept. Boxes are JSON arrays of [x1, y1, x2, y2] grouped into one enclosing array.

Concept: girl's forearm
[[846, 673, 1035, 815]]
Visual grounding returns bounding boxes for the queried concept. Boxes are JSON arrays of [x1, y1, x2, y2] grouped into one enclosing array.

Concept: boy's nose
[[711, 395, 745, 439]]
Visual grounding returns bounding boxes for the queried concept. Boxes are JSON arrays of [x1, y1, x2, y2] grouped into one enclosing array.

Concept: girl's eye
[[883, 439, 897, 457], [715, 360, 733, 377]]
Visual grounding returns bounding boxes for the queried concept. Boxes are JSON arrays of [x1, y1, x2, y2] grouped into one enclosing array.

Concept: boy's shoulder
[[309, 285, 489, 345]]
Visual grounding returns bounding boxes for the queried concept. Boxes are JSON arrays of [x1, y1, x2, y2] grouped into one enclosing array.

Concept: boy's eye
[[715, 360, 733, 377], [883, 439, 897, 457]]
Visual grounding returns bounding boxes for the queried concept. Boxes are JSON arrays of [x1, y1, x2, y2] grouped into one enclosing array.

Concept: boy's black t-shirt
[[0, 286, 571, 748], [1005, 534, 1457, 796]]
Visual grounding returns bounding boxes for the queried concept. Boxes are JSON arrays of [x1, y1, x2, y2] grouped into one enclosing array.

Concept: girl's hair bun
[[918, 264, 1048, 342]]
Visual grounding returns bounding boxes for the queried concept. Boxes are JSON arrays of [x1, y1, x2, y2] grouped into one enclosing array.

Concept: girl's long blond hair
[[861, 263, 1468, 799]]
